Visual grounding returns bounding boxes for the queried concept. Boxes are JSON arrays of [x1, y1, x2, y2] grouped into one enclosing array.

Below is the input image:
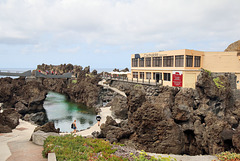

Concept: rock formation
[[0, 109, 20, 133], [0, 77, 47, 125], [98, 70, 240, 155], [110, 95, 128, 120], [225, 40, 240, 52], [0, 64, 102, 130]]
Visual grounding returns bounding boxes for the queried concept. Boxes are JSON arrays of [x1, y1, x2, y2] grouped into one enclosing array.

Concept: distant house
[[129, 49, 240, 89]]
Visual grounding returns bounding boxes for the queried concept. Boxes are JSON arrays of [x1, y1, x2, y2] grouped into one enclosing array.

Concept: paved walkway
[[0, 120, 46, 161], [98, 80, 127, 97]]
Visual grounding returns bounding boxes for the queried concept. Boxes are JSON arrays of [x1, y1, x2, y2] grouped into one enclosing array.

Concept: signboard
[[172, 71, 183, 87]]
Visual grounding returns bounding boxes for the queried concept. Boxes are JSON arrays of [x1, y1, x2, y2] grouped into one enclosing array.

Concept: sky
[[0, 0, 240, 70]]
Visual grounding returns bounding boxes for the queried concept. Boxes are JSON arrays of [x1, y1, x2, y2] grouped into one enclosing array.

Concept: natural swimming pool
[[43, 92, 97, 133]]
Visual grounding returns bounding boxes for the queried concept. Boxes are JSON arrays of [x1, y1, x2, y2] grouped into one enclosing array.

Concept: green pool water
[[43, 91, 97, 133]]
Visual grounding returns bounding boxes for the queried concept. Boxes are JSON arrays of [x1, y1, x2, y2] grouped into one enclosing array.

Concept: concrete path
[[98, 80, 127, 97], [0, 120, 47, 161]]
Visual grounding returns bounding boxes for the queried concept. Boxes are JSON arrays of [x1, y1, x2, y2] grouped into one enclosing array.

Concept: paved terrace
[[102, 76, 163, 86]]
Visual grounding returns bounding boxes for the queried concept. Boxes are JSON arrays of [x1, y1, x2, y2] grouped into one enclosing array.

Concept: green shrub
[[42, 135, 128, 161], [72, 79, 77, 84], [213, 77, 224, 89], [203, 69, 211, 76], [131, 150, 176, 161], [215, 151, 240, 161]]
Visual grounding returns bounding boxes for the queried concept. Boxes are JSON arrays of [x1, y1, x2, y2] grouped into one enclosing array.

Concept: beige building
[[129, 49, 240, 89]]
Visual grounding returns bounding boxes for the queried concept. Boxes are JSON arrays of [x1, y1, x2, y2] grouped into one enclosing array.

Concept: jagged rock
[[225, 40, 240, 51], [23, 112, 48, 125], [15, 102, 28, 114], [34, 122, 60, 133], [0, 109, 20, 132], [232, 130, 240, 152], [31, 130, 60, 146], [0, 124, 12, 133], [100, 116, 133, 143], [111, 96, 128, 120]]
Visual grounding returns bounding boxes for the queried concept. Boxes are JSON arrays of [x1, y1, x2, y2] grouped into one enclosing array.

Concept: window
[[163, 56, 174, 67], [186, 55, 193, 67], [132, 58, 138, 67], [133, 72, 138, 78], [194, 56, 201, 67], [164, 73, 171, 81], [153, 57, 162, 67], [146, 72, 151, 79], [145, 57, 151, 67], [175, 55, 184, 67], [153, 72, 162, 80], [140, 72, 144, 79], [139, 58, 144, 67]]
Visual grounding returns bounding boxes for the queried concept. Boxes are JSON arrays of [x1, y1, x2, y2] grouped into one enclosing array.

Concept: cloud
[[0, 0, 240, 68]]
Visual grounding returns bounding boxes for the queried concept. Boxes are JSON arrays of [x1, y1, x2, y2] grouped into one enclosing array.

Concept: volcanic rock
[[23, 112, 48, 125], [33, 122, 60, 133], [0, 109, 20, 132], [111, 95, 128, 120]]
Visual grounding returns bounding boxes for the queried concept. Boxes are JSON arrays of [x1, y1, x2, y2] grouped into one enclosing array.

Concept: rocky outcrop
[[110, 95, 128, 120], [33, 122, 60, 133], [225, 40, 240, 51], [23, 112, 48, 125], [0, 109, 20, 133], [99, 70, 240, 155], [0, 77, 47, 125]]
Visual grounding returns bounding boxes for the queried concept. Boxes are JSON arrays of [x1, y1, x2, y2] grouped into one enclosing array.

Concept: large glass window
[[146, 72, 151, 79], [194, 56, 201, 67], [140, 72, 144, 79], [164, 73, 171, 81], [153, 57, 162, 67], [133, 72, 138, 78], [132, 58, 138, 67], [145, 57, 151, 67], [163, 56, 174, 67], [186, 55, 193, 67], [139, 58, 144, 67], [175, 55, 184, 67]]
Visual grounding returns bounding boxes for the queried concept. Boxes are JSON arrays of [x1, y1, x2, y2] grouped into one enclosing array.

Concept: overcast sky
[[0, 0, 240, 70]]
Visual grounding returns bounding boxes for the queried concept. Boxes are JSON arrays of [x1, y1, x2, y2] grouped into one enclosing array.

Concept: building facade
[[130, 49, 240, 89]]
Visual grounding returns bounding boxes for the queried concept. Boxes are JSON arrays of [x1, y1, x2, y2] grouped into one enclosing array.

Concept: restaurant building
[[130, 49, 240, 89]]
